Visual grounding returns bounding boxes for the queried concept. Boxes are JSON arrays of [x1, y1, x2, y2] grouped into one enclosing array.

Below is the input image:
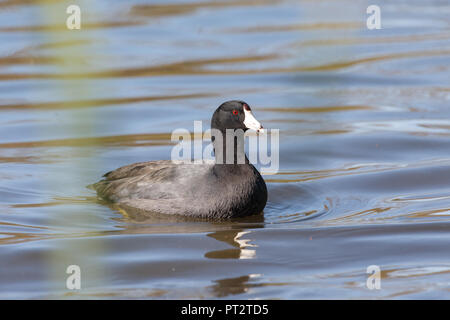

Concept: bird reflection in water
[[205, 228, 263, 297], [205, 228, 260, 260], [208, 273, 263, 298]]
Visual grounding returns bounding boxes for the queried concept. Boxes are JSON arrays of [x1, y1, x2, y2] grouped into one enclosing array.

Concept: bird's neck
[[212, 128, 249, 165]]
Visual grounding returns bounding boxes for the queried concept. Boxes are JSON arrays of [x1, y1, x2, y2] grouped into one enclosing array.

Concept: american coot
[[91, 100, 267, 219]]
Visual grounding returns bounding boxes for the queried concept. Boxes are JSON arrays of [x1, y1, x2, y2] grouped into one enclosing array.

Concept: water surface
[[0, 0, 450, 299]]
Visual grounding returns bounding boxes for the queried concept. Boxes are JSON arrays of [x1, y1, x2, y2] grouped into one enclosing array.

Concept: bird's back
[[91, 160, 267, 219]]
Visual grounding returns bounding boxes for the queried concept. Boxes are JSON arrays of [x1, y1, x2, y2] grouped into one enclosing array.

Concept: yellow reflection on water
[[36, 0, 107, 298]]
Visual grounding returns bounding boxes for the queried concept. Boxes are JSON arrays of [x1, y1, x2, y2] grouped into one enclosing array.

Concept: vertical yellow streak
[[39, 0, 105, 298]]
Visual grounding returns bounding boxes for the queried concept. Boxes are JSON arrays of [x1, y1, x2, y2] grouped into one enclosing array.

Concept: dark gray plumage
[[90, 100, 267, 219]]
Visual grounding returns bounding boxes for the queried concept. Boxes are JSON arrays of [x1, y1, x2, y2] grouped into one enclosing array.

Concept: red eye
[[232, 110, 239, 115]]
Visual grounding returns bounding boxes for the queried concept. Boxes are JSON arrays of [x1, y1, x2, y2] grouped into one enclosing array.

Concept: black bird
[[90, 100, 267, 219]]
